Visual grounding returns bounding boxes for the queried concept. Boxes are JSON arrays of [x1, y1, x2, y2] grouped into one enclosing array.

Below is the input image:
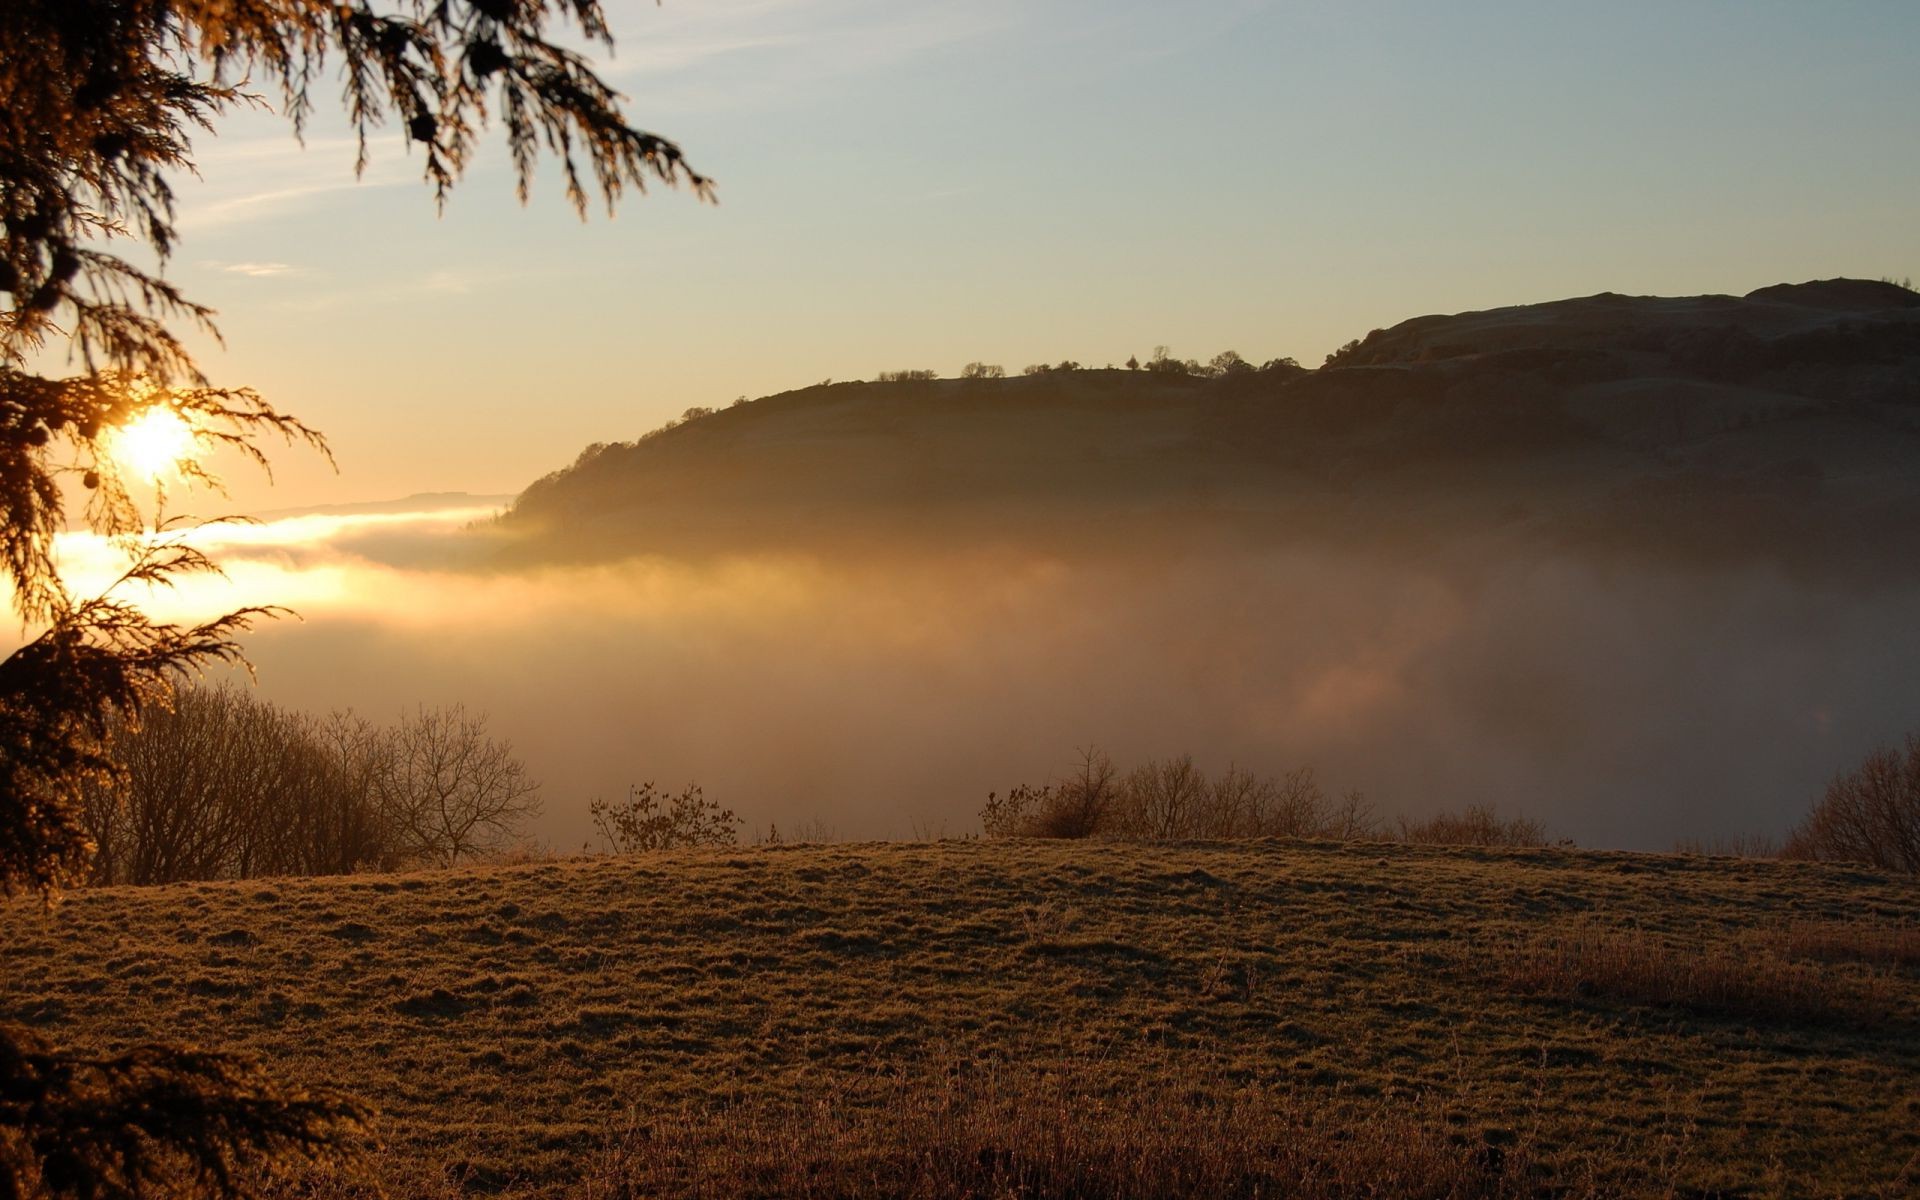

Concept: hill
[[3, 840, 1915, 1196], [498, 280, 1920, 577]]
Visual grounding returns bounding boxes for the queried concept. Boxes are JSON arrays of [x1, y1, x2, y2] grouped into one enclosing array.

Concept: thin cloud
[[216, 261, 301, 278], [175, 132, 415, 231], [253, 264, 552, 313], [598, 0, 1026, 111]]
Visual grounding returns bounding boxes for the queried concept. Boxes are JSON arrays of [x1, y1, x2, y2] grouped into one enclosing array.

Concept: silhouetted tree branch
[[3, 2, 707, 1193]]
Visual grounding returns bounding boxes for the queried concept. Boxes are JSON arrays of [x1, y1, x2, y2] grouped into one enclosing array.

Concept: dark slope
[[501, 280, 1920, 575]]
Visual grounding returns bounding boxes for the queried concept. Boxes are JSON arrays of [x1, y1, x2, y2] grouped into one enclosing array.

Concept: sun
[[110, 407, 197, 482]]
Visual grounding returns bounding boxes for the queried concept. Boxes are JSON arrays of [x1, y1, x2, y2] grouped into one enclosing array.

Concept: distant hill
[[500, 280, 1920, 576]]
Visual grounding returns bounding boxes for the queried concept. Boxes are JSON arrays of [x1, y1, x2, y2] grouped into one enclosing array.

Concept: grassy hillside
[[3, 840, 1916, 1196]]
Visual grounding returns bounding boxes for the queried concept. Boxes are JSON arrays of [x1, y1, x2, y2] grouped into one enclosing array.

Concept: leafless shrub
[[1398, 805, 1549, 848], [1215, 766, 1379, 839], [875, 369, 937, 383], [1491, 926, 1895, 1026], [981, 751, 1381, 841], [1784, 735, 1920, 873], [959, 362, 1005, 380], [590, 782, 739, 854], [1322, 789, 1384, 840], [573, 1064, 1550, 1200], [1111, 753, 1210, 838], [1037, 747, 1121, 837], [979, 784, 1048, 838], [981, 748, 1118, 839]]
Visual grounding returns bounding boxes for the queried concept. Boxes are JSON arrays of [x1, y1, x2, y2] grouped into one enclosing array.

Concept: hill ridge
[[499, 279, 1920, 576]]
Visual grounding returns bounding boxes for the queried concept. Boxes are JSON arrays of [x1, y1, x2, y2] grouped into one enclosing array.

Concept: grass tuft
[[574, 1066, 1550, 1200], [1772, 918, 1920, 969], [1491, 925, 1897, 1026]]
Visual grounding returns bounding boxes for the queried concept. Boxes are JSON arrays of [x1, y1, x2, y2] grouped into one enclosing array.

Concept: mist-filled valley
[[11, 7, 1920, 1194], [47, 279, 1920, 853]]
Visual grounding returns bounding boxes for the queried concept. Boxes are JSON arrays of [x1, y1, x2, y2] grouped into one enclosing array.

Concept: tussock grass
[[1491, 925, 1898, 1026], [577, 1068, 1548, 1200], [1774, 918, 1920, 969]]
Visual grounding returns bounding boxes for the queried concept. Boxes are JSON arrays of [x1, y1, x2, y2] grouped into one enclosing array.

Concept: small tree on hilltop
[[1208, 350, 1254, 378]]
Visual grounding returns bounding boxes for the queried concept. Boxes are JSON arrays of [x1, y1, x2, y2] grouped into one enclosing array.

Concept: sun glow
[[111, 408, 196, 481]]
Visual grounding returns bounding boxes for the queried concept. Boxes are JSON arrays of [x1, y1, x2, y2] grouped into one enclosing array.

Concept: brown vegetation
[[982, 750, 1379, 841], [79, 685, 540, 886], [982, 752, 1549, 847], [1785, 734, 1920, 873], [5, 840, 1915, 1196], [588, 782, 739, 853], [1489, 924, 1899, 1027], [1399, 806, 1549, 848], [1775, 918, 1920, 968], [570, 1066, 1549, 1200]]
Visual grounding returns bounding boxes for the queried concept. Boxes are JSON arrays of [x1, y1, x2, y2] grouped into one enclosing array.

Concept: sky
[[112, 0, 1920, 510]]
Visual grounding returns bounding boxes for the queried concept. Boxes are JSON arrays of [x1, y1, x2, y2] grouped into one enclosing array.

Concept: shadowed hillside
[[4, 841, 1914, 1196], [501, 280, 1920, 576]]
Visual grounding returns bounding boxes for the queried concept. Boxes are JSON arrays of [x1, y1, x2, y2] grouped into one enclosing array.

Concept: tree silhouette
[[2, 2, 708, 1193], [380, 704, 541, 867]]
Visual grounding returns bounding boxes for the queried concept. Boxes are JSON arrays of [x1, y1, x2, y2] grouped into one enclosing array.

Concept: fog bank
[[46, 507, 1918, 851]]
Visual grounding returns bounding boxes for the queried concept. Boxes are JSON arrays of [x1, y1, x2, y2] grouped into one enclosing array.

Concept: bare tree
[[1321, 789, 1382, 841], [378, 705, 540, 867], [312, 712, 403, 875], [1262, 766, 1327, 836], [111, 687, 247, 884], [77, 685, 398, 885], [1786, 736, 1920, 874]]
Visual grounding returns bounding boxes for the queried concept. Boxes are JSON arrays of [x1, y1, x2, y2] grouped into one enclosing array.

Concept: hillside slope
[[3, 841, 1915, 1196], [500, 280, 1920, 575]]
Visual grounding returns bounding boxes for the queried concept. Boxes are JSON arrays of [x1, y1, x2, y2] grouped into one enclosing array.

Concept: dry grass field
[[2, 839, 1916, 1197]]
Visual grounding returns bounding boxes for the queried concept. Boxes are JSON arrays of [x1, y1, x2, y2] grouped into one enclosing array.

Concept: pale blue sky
[[151, 0, 1919, 509]]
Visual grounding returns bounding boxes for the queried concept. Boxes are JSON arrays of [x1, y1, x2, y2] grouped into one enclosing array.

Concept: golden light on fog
[[111, 407, 195, 481]]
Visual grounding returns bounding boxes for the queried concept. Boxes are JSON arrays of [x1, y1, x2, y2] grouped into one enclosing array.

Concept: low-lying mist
[[40, 505, 1920, 851]]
